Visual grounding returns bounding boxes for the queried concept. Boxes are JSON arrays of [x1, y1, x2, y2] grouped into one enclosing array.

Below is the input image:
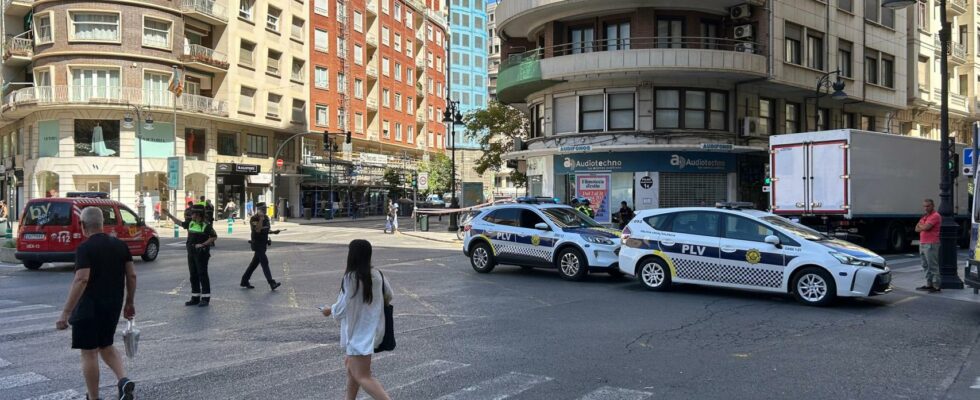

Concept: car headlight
[[830, 251, 871, 266], [583, 235, 615, 245]]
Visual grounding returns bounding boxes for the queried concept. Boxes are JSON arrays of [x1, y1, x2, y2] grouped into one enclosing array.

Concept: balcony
[[948, 0, 967, 15], [180, 44, 229, 73], [415, 54, 424, 69], [951, 92, 969, 113], [415, 28, 424, 42], [425, 9, 447, 30], [416, 112, 425, 124], [366, 64, 378, 78], [367, 97, 378, 111], [366, 0, 377, 15], [1, 0, 33, 18], [497, 37, 768, 103], [2, 34, 33, 66], [181, 0, 228, 26], [366, 32, 378, 48], [2, 86, 230, 117], [181, 93, 229, 116]]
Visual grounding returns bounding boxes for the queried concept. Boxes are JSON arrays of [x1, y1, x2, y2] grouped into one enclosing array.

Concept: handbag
[[374, 271, 396, 353]]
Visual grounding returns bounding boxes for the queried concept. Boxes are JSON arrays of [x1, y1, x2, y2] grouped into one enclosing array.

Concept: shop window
[[185, 128, 206, 160], [218, 131, 239, 156], [74, 119, 119, 157]]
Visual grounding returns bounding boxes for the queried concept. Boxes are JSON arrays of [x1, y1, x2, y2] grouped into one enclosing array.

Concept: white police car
[[618, 203, 892, 306], [462, 203, 621, 280]]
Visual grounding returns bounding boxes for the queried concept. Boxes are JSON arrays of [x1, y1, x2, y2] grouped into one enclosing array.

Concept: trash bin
[[418, 214, 429, 232], [304, 208, 312, 219]]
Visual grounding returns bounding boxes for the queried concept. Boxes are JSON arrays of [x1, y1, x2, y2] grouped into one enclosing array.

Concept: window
[[395, 123, 402, 141], [69, 12, 120, 42], [394, 93, 402, 110], [143, 71, 171, 107], [865, 0, 895, 28], [354, 11, 363, 32], [383, 121, 390, 138], [240, 40, 256, 66], [569, 27, 595, 54], [185, 128, 206, 159], [806, 30, 824, 70], [843, 112, 857, 129], [405, 10, 412, 28], [316, 104, 329, 126], [427, 26, 433, 40], [816, 108, 829, 130], [74, 120, 120, 157], [394, 63, 402, 81], [291, 17, 304, 41], [917, 56, 929, 90], [865, 48, 879, 85], [785, 102, 800, 133], [838, 40, 852, 78], [142, 17, 171, 48], [700, 21, 720, 49], [382, 0, 389, 14], [723, 215, 777, 243], [394, 33, 402, 51], [267, 93, 281, 118], [34, 13, 53, 44], [267, 50, 282, 76], [218, 132, 239, 156], [354, 79, 363, 98], [656, 18, 683, 49], [406, 40, 413, 55], [406, 97, 414, 112], [292, 99, 305, 123], [267, 6, 281, 32], [608, 93, 635, 131], [603, 22, 631, 50], [393, 2, 401, 20], [315, 66, 329, 89], [407, 125, 414, 143], [239, 86, 256, 114], [667, 212, 720, 237], [336, 0, 346, 22], [785, 23, 802, 65], [382, 26, 390, 46], [759, 98, 774, 135], [315, 29, 328, 52], [353, 44, 363, 65], [382, 57, 390, 76], [291, 58, 305, 82], [916, 0, 927, 31], [427, 131, 434, 147], [654, 89, 727, 130], [383, 89, 390, 107], [70, 68, 121, 102], [355, 113, 364, 133], [838, 0, 852, 12], [881, 54, 894, 88], [240, 0, 254, 20], [486, 208, 520, 227], [579, 95, 604, 132], [337, 72, 346, 93], [406, 68, 413, 82], [247, 134, 268, 156], [860, 115, 875, 131], [337, 36, 346, 57], [427, 51, 433, 67], [314, 0, 328, 15]]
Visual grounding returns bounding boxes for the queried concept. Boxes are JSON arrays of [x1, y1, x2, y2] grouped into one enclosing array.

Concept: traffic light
[[322, 132, 330, 151], [345, 131, 352, 144], [763, 163, 772, 185], [950, 153, 960, 178], [411, 173, 418, 188]]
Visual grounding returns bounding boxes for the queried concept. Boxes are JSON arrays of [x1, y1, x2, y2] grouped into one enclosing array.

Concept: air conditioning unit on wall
[[735, 43, 756, 53], [730, 4, 752, 20], [734, 25, 754, 39], [741, 117, 759, 137]]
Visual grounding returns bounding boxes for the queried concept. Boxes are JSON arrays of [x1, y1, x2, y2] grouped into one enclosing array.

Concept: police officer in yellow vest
[[571, 197, 595, 218], [163, 205, 218, 307]]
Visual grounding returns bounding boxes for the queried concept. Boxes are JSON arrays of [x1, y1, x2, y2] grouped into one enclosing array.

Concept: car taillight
[[621, 226, 631, 241]]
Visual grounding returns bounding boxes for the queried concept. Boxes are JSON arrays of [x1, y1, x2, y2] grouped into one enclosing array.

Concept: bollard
[[227, 217, 233, 234], [4, 225, 10, 239], [174, 224, 179, 239]]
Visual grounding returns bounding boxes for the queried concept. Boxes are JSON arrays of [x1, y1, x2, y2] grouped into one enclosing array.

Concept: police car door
[[660, 211, 723, 283], [718, 214, 787, 291], [484, 208, 522, 264], [515, 209, 557, 266]]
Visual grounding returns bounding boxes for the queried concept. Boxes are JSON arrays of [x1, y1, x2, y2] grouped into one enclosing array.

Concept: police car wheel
[[141, 239, 160, 262], [556, 248, 588, 281], [469, 242, 496, 273], [638, 258, 671, 291], [23, 261, 42, 270], [792, 267, 837, 306]]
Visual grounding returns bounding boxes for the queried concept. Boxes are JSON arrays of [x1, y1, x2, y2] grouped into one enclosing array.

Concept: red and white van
[[16, 194, 160, 270]]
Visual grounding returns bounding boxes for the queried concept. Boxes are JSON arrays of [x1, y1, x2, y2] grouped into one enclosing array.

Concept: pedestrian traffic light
[[763, 163, 772, 185]]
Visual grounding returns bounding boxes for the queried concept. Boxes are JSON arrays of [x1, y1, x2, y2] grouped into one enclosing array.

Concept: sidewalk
[[889, 261, 980, 304], [399, 215, 461, 244]]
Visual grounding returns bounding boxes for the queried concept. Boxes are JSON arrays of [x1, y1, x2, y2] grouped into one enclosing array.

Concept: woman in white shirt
[[322, 239, 392, 400]]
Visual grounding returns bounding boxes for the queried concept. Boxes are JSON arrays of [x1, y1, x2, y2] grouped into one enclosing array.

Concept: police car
[[618, 203, 892, 306], [462, 202, 621, 280]]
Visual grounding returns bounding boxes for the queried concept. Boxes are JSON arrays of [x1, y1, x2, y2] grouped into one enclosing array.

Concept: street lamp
[[884, 0, 963, 288], [322, 131, 340, 219], [811, 70, 847, 131], [122, 107, 155, 221], [443, 100, 463, 231]]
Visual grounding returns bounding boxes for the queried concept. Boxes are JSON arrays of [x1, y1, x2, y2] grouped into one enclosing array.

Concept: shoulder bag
[[374, 271, 396, 353]]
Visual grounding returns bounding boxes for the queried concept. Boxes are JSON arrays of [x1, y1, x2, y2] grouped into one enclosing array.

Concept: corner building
[[496, 0, 921, 220]]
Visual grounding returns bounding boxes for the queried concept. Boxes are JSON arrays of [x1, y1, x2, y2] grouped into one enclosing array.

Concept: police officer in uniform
[[572, 197, 595, 218], [240, 202, 282, 290], [163, 205, 217, 307]]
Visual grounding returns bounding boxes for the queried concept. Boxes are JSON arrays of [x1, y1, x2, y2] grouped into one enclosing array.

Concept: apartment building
[[306, 0, 447, 213], [493, 0, 931, 218], [487, 0, 499, 101]]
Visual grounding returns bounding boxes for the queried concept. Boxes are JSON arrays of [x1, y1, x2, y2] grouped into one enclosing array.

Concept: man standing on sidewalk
[[56, 207, 137, 400], [915, 198, 942, 293]]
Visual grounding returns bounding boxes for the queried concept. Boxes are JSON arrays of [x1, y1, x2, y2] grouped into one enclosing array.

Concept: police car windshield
[[542, 208, 601, 228], [760, 215, 828, 241]]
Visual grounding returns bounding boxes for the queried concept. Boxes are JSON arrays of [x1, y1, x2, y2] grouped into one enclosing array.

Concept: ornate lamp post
[[443, 100, 463, 231], [122, 108, 155, 221], [811, 70, 847, 131]]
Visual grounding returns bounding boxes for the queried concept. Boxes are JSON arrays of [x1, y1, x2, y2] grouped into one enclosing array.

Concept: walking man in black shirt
[[241, 202, 282, 290], [163, 205, 217, 307], [56, 207, 137, 400]]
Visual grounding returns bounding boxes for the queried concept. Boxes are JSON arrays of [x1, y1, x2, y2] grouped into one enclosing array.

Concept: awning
[[247, 173, 273, 185]]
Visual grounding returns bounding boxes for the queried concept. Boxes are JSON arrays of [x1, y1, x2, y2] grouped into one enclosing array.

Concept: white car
[[618, 204, 892, 306], [462, 203, 621, 280]]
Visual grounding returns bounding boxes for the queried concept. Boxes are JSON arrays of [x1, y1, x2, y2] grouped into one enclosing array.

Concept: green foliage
[[419, 153, 453, 196], [462, 100, 529, 188], [382, 168, 405, 199]]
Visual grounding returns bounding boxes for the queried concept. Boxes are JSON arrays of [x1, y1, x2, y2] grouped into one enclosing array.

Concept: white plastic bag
[[121, 319, 140, 359]]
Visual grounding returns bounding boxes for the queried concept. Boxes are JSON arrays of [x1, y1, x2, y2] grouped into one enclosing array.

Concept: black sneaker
[[270, 281, 281, 291], [118, 377, 135, 400], [184, 297, 200, 306], [240, 281, 255, 289], [928, 287, 942, 293], [198, 298, 210, 307], [915, 285, 932, 291]]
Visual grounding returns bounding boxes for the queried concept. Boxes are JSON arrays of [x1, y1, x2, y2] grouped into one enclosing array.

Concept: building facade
[[486, 0, 499, 101], [493, 0, 979, 223]]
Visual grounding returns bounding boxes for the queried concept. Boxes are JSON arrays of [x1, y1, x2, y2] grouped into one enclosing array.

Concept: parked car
[[16, 194, 160, 270], [462, 203, 621, 280], [425, 194, 446, 207], [618, 202, 892, 306]]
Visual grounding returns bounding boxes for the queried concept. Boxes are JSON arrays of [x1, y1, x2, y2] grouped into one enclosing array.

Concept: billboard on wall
[[576, 174, 611, 223], [555, 151, 736, 174]]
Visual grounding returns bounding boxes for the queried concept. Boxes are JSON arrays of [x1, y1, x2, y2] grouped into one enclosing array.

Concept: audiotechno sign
[[554, 151, 735, 174]]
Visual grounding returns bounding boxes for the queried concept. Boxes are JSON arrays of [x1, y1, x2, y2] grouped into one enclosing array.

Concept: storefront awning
[[247, 173, 273, 185]]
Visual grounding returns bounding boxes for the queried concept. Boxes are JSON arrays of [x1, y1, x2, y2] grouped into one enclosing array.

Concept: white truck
[[769, 129, 969, 252]]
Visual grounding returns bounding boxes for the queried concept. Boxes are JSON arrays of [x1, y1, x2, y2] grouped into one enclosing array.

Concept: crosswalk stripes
[[434, 372, 553, 400], [0, 300, 23, 307], [0, 305, 54, 315], [0, 372, 49, 390], [578, 386, 653, 400], [356, 360, 469, 400], [0, 312, 62, 325], [21, 389, 82, 400], [971, 376, 980, 389]]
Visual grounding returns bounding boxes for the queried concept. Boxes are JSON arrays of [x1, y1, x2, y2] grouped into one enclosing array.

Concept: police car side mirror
[[764, 235, 781, 248], [534, 222, 550, 231]]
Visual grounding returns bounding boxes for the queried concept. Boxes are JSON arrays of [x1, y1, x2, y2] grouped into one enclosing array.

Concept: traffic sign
[[276, 158, 284, 167], [965, 148, 975, 167], [167, 157, 183, 190], [418, 172, 429, 191]]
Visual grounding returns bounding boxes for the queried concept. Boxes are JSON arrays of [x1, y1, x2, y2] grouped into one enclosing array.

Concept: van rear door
[[19, 201, 78, 253]]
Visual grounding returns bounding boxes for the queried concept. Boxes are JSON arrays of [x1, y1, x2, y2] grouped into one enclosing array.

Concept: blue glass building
[[447, 0, 490, 150]]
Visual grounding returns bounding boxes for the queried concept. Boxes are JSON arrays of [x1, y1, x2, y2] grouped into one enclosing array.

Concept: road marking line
[[578, 386, 653, 400], [0, 357, 9, 368], [0, 372, 49, 390], [970, 377, 980, 389], [0, 263, 21, 269], [0, 304, 54, 314], [0, 312, 62, 325], [0, 300, 23, 307], [22, 389, 82, 400], [434, 372, 553, 400], [887, 296, 921, 307], [358, 360, 469, 399], [0, 321, 55, 336]]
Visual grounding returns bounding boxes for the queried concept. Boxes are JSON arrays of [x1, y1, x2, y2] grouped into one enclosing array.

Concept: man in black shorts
[[56, 206, 137, 400]]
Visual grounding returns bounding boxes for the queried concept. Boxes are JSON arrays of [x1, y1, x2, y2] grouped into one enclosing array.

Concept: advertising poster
[[576, 174, 611, 223]]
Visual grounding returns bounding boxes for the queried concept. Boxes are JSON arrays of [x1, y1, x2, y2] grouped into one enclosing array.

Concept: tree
[[462, 100, 529, 188], [382, 168, 405, 199], [419, 153, 453, 196]]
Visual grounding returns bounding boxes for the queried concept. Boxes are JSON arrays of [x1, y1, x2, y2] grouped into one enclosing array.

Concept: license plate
[[22, 233, 44, 240]]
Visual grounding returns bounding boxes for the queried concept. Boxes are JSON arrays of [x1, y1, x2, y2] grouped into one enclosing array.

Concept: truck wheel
[[23, 261, 42, 270], [886, 224, 907, 253], [141, 239, 159, 262]]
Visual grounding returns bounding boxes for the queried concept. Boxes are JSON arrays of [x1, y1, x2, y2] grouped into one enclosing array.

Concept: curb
[[400, 231, 461, 244]]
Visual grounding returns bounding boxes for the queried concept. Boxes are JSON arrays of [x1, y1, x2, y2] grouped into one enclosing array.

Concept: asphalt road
[[0, 221, 979, 400]]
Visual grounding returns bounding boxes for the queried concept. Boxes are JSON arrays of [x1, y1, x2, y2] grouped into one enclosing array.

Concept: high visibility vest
[[189, 221, 209, 233]]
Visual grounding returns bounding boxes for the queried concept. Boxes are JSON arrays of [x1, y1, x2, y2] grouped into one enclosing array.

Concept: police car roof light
[[715, 201, 755, 210], [516, 196, 560, 204]]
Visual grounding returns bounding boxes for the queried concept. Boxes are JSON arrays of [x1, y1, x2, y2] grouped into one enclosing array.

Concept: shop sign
[[234, 164, 261, 174], [701, 143, 734, 151], [576, 174, 611, 223], [216, 163, 234, 174], [555, 152, 735, 174], [359, 152, 388, 166], [167, 157, 183, 190], [559, 145, 592, 152]]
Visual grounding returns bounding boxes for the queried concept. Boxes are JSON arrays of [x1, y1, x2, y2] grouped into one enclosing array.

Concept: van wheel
[[23, 261, 42, 270], [141, 239, 159, 262], [556, 248, 588, 281], [469, 242, 496, 273], [792, 267, 837, 306]]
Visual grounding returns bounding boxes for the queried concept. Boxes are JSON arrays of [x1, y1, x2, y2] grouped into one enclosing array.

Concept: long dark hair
[[343, 239, 374, 304]]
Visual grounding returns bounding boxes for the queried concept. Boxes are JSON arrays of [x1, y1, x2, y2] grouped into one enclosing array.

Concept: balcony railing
[[953, 42, 967, 61], [367, 64, 378, 77], [181, 44, 229, 70], [425, 9, 446, 28], [291, 69, 304, 83], [366, 0, 377, 14], [181, 93, 229, 116], [952, 92, 968, 110], [181, 0, 228, 23], [367, 98, 378, 110], [3, 86, 228, 117], [2, 34, 33, 59], [367, 32, 378, 47], [949, 0, 967, 14], [1, 0, 33, 11]]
